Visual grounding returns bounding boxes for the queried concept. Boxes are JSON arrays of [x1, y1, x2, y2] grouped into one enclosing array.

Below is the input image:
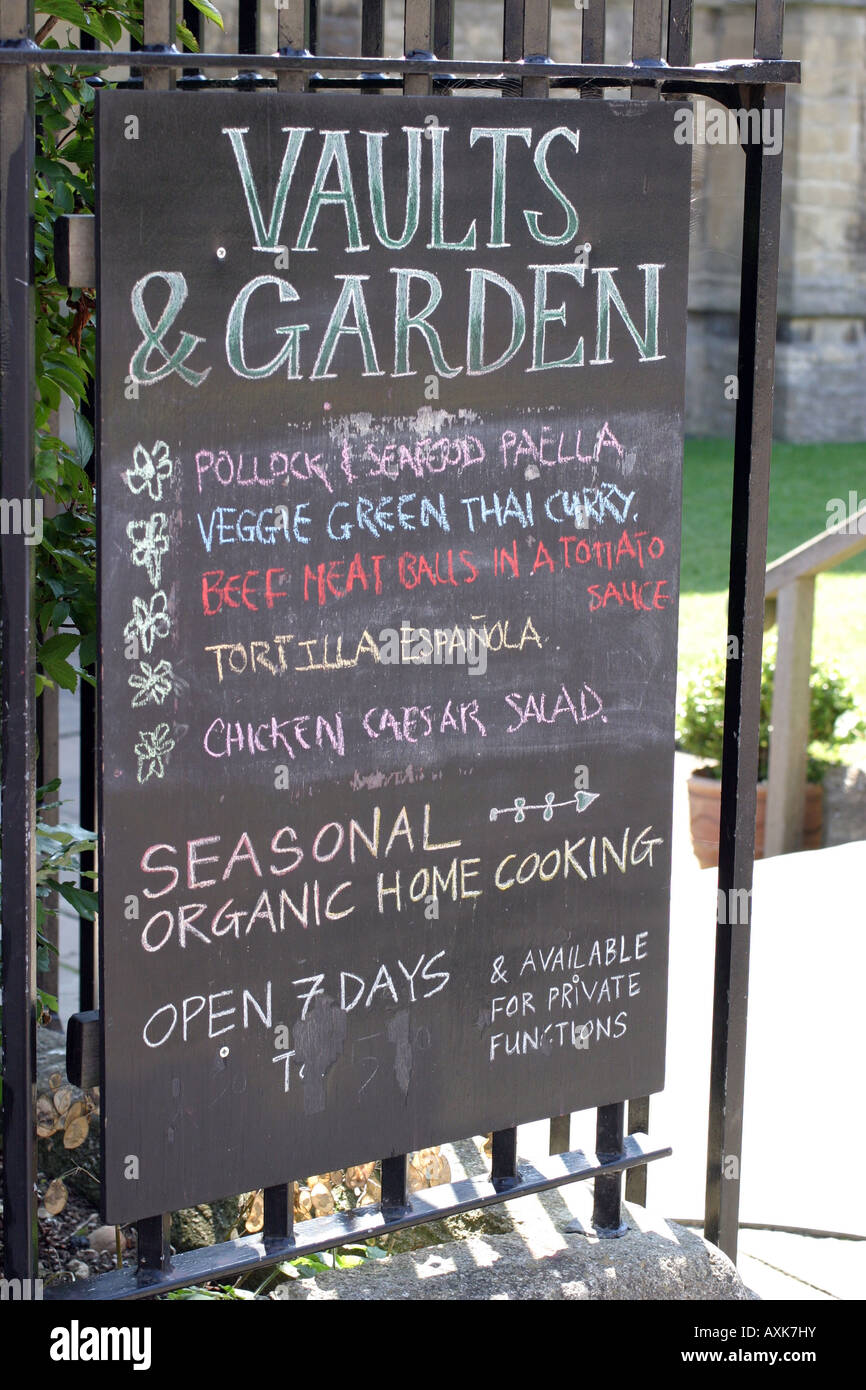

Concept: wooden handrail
[[763, 506, 866, 856], [765, 505, 866, 599]]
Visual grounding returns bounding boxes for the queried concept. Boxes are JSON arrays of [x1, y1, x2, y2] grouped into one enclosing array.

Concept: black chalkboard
[[97, 91, 692, 1223]]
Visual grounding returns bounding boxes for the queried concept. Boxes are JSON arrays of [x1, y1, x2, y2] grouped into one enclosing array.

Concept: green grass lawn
[[679, 438, 866, 764]]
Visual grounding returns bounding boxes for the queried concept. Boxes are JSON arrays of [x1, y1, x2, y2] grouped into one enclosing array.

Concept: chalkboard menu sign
[[97, 91, 692, 1223]]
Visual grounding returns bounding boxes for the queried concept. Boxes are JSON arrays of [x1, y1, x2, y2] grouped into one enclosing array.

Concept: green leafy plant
[[0, 1, 225, 1034], [0, 781, 96, 1055], [31, 0, 224, 694], [677, 646, 865, 782], [162, 1244, 388, 1300]]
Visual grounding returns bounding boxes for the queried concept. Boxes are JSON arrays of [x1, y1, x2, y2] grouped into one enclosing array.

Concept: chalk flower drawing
[[129, 659, 174, 708], [124, 590, 171, 655], [135, 723, 175, 782], [127, 512, 170, 588], [122, 440, 174, 502]]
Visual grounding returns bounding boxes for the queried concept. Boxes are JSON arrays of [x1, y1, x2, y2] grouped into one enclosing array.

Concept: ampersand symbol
[[129, 271, 211, 388], [491, 956, 508, 984]]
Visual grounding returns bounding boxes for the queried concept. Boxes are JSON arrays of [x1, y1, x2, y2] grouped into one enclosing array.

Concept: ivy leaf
[[73, 410, 94, 468], [41, 111, 70, 134], [38, 0, 113, 46], [176, 20, 199, 52], [186, 0, 224, 30], [78, 630, 98, 668], [53, 178, 74, 214], [52, 881, 98, 919], [44, 361, 87, 403], [100, 12, 122, 43], [39, 631, 81, 690], [38, 374, 62, 412], [40, 656, 78, 691], [37, 0, 88, 28], [40, 631, 80, 662]]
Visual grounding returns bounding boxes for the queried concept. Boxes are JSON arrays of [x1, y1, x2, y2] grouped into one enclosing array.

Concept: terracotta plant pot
[[687, 770, 823, 869]]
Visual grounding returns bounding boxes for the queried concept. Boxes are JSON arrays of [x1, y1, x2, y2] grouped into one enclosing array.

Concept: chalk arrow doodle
[[123, 440, 174, 502], [489, 789, 600, 824]]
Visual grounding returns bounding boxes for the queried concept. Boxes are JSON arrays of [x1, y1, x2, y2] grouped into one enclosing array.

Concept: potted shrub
[[677, 646, 864, 868]]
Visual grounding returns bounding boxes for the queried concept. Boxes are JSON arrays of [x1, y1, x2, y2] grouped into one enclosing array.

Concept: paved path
[[515, 753, 866, 1298]]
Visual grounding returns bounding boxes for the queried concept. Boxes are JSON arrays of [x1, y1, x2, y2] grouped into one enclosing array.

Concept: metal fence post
[[592, 1102, 627, 1235], [0, 0, 38, 1285], [705, 79, 786, 1263]]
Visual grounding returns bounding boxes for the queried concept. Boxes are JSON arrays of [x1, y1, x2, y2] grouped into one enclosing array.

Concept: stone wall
[[195, 0, 866, 442], [687, 0, 866, 442]]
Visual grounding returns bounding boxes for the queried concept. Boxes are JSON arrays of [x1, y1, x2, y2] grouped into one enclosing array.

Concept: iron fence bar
[[490, 1127, 519, 1189], [181, 0, 203, 81], [580, 0, 604, 97], [36, 679, 60, 1021], [136, 1212, 172, 1272], [263, 1183, 294, 1241], [277, 0, 309, 93], [521, 0, 550, 98], [141, 0, 176, 93], [0, 0, 38, 1287], [48, 1135, 669, 1300], [433, 0, 454, 60], [704, 84, 786, 1264], [666, 0, 692, 65], [92, 73, 770, 95], [361, 0, 384, 57], [77, 380, 97, 1013], [0, 48, 800, 83], [381, 1153, 409, 1209], [549, 1114, 570, 1155], [502, 0, 525, 63], [632, 0, 665, 100], [755, 0, 785, 59], [237, 0, 267, 86], [78, 673, 97, 1010], [403, 0, 434, 97], [238, 0, 258, 53], [359, 0, 384, 93], [495, 0, 540, 1174], [592, 1102, 626, 1233], [308, 0, 317, 56], [625, 1096, 650, 1204]]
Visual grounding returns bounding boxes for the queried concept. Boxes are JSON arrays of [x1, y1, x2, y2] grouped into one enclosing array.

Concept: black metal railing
[[1, 0, 797, 1299]]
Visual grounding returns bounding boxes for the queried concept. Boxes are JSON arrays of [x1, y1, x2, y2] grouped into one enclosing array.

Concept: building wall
[[199, 0, 866, 441], [686, 0, 866, 441]]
